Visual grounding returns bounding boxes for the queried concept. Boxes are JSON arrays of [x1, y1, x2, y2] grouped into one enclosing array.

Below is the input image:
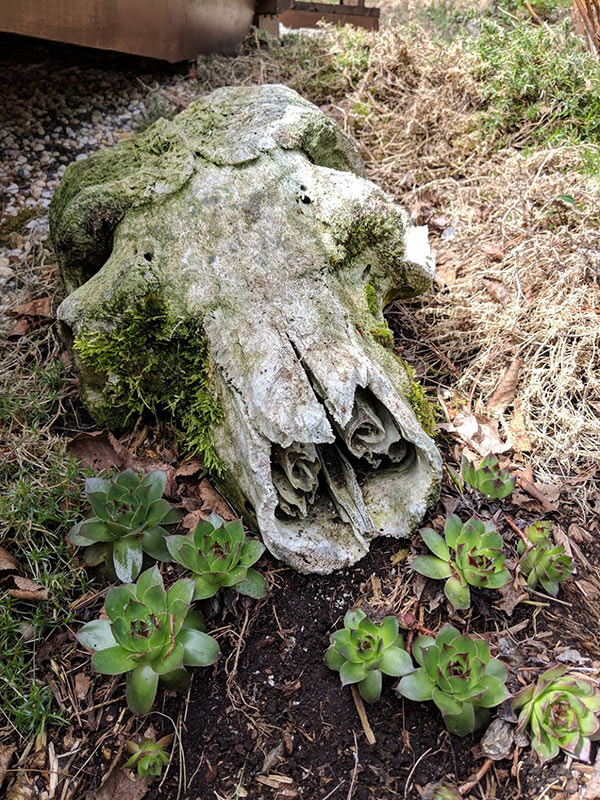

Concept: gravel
[[0, 33, 201, 316]]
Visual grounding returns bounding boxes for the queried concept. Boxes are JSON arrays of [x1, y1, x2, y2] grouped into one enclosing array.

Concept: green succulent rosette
[[413, 515, 510, 610], [125, 735, 172, 778], [166, 512, 266, 600], [513, 665, 600, 764], [517, 521, 574, 596], [69, 469, 181, 582], [396, 625, 509, 735], [461, 454, 515, 499], [325, 610, 414, 703], [77, 565, 220, 715]]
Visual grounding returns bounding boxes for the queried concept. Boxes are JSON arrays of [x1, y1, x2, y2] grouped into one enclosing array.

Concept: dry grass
[[321, 20, 600, 499]]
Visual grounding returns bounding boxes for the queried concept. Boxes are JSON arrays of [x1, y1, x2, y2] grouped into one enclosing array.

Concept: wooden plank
[[0, 0, 255, 61], [281, 3, 379, 30]]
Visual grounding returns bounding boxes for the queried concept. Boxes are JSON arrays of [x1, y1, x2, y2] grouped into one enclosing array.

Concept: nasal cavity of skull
[[271, 442, 320, 521], [337, 387, 416, 471], [143, 252, 153, 262]]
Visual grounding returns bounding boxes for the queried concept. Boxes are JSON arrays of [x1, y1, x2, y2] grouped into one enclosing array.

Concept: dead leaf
[[10, 296, 53, 318], [0, 744, 15, 790], [74, 673, 91, 700], [67, 430, 173, 491], [175, 460, 205, 478], [515, 470, 559, 512], [554, 525, 589, 570], [0, 547, 20, 575], [7, 575, 50, 601], [7, 732, 46, 800], [481, 244, 505, 262], [94, 767, 150, 800], [7, 318, 31, 339], [568, 524, 593, 544], [497, 578, 528, 616], [487, 358, 521, 415], [482, 277, 511, 306], [508, 397, 532, 453], [196, 479, 237, 520], [434, 260, 457, 288], [438, 410, 511, 455]]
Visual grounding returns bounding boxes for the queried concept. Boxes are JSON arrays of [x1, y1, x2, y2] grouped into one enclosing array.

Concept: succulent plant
[[513, 665, 600, 763], [396, 625, 509, 735], [166, 513, 266, 600], [412, 515, 510, 609], [461, 454, 515, 499], [69, 469, 181, 582], [517, 521, 574, 596], [325, 610, 414, 703], [422, 782, 462, 800], [77, 565, 220, 715], [125, 735, 172, 778]]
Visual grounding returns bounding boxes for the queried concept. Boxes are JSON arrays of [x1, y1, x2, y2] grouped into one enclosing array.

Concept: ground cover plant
[[2, 1, 600, 798]]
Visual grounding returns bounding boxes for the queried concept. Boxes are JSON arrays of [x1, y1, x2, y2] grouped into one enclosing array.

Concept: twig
[[403, 747, 433, 799], [346, 731, 359, 800], [459, 757, 493, 796], [350, 685, 376, 745]]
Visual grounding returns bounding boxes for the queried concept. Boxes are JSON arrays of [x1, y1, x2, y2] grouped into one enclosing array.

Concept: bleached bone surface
[[52, 84, 441, 573]]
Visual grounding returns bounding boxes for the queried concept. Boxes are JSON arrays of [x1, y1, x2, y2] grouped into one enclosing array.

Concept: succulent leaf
[[77, 566, 219, 715], [396, 628, 508, 736], [70, 469, 180, 580], [517, 522, 574, 596], [414, 515, 509, 609], [513, 665, 600, 764], [326, 612, 413, 703], [461, 453, 515, 499], [166, 515, 266, 599]]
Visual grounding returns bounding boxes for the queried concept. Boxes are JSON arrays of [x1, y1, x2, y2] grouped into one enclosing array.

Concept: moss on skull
[[73, 293, 224, 474], [400, 360, 438, 438]]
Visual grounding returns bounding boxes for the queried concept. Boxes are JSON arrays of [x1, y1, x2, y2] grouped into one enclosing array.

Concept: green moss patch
[[399, 360, 438, 438], [73, 294, 223, 474]]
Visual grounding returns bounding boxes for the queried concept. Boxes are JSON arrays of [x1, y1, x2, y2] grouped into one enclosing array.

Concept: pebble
[[0, 37, 199, 226]]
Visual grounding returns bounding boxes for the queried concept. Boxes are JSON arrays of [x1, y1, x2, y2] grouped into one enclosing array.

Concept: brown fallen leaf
[[94, 767, 150, 800], [487, 358, 521, 416], [10, 296, 53, 318], [74, 673, 91, 700], [481, 244, 505, 262], [67, 430, 173, 492], [7, 732, 46, 800], [7, 575, 50, 601], [438, 410, 511, 456], [175, 459, 205, 478], [515, 470, 559, 512], [0, 744, 15, 791], [508, 397, 532, 453], [497, 577, 528, 616], [196, 479, 237, 521], [0, 546, 20, 575], [7, 317, 31, 339], [482, 277, 512, 306]]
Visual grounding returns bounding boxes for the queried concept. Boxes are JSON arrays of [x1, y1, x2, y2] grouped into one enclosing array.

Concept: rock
[[51, 84, 441, 573]]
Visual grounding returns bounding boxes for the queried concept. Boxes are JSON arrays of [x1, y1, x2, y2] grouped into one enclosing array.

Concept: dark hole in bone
[[300, 184, 307, 191], [362, 264, 372, 279], [300, 195, 311, 205], [143, 252, 153, 262]]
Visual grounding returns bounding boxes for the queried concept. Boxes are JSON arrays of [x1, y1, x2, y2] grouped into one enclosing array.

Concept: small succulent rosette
[[77, 566, 220, 714], [396, 625, 508, 735], [518, 521, 574, 596], [513, 665, 600, 763], [413, 515, 510, 609], [166, 512, 266, 600], [461, 454, 515, 499], [125, 735, 172, 778], [68, 469, 181, 582], [325, 609, 414, 703]]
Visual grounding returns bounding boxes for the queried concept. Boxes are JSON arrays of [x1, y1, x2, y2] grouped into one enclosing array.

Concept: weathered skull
[[51, 84, 441, 573]]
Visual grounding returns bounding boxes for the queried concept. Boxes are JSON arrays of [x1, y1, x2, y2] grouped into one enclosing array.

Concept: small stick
[[458, 757, 493, 796], [350, 685, 376, 745]]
